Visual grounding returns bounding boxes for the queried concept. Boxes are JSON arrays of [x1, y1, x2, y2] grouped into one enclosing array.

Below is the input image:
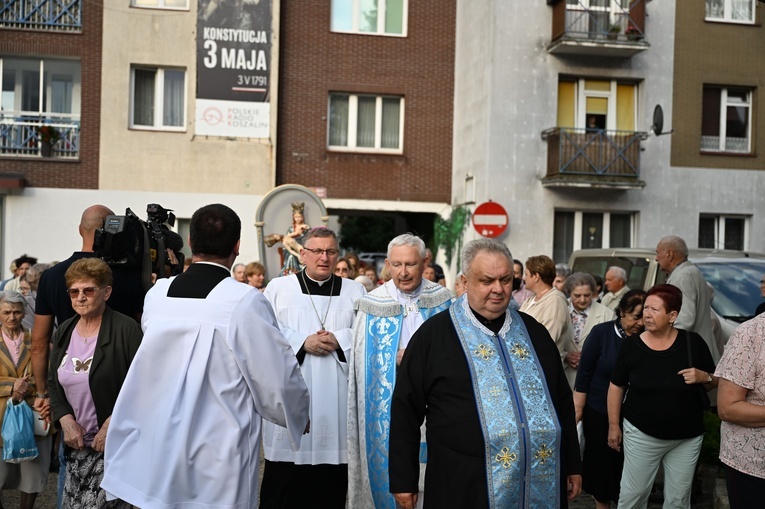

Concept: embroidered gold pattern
[[535, 444, 553, 463], [474, 344, 494, 360], [496, 447, 518, 468], [511, 343, 530, 359]]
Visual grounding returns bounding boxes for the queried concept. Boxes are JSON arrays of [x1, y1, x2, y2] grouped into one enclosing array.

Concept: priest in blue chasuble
[[389, 239, 583, 509]]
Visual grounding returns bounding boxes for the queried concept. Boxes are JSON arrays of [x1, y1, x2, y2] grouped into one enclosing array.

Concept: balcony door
[[558, 79, 636, 131]]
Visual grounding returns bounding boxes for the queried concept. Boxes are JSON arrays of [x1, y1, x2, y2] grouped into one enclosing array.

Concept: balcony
[[547, 0, 649, 58], [0, 118, 80, 160], [0, 0, 81, 32], [541, 127, 647, 189]]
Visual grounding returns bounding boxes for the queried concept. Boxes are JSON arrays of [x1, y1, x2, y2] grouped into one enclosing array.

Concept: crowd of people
[[0, 207, 764, 509]]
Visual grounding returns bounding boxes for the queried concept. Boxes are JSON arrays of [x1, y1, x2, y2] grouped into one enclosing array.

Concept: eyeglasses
[[67, 287, 101, 298], [303, 248, 339, 257]]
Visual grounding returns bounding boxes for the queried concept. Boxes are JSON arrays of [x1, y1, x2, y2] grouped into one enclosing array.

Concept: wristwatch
[[706, 373, 713, 383], [36, 392, 49, 399]]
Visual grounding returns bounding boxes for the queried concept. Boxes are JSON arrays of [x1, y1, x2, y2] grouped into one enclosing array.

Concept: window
[[328, 93, 403, 152], [130, 67, 186, 130], [131, 0, 188, 9], [553, 211, 635, 263], [331, 0, 407, 36], [701, 86, 752, 153], [698, 215, 748, 250], [0, 57, 81, 118], [706, 0, 755, 23]]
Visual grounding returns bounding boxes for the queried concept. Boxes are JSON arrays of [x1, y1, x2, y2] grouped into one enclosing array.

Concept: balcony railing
[[548, 0, 648, 57], [541, 127, 647, 186], [0, 118, 80, 159], [0, 0, 81, 32]]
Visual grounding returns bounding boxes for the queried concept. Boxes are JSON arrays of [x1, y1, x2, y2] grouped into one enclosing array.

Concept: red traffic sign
[[473, 201, 508, 238]]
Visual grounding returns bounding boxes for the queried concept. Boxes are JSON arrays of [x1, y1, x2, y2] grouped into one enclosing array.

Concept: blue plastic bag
[[2, 400, 38, 463]]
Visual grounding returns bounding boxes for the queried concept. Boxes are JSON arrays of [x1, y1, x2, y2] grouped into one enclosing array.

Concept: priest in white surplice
[[260, 227, 366, 508], [347, 234, 452, 509], [101, 204, 310, 509]]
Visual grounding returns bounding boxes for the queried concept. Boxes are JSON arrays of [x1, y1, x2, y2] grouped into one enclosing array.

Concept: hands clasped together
[[306, 330, 339, 357]]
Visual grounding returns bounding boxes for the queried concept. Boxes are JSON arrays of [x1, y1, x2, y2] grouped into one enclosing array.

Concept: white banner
[[195, 99, 270, 139]]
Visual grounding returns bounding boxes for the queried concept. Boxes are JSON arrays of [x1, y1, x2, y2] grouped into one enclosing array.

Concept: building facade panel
[[99, 2, 276, 195], [671, 0, 765, 170], [277, 0, 455, 203], [0, 0, 102, 189]]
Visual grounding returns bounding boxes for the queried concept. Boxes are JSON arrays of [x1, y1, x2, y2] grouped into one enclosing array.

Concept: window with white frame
[[698, 214, 748, 250], [131, 0, 188, 9], [553, 210, 635, 263], [130, 67, 186, 130], [705, 0, 755, 23], [0, 57, 81, 119], [328, 93, 404, 152], [330, 0, 407, 36], [701, 86, 752, 153]]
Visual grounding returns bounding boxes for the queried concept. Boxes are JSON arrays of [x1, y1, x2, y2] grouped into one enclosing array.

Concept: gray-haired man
[[347, 234, 452, 508], [601, 266, 630, 311]]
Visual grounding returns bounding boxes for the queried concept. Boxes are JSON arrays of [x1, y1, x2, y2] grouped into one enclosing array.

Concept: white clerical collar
[[303, 271, 332, 286], [196, 261, 231, 272], [387, 279, 424, 302]]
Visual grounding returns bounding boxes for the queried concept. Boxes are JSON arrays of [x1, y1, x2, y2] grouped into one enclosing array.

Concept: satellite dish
[[650, 105, 673, 136], [652, 105, 664, 135]]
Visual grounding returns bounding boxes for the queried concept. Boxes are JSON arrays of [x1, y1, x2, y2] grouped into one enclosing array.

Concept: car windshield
[[696, 260, 765, 322]]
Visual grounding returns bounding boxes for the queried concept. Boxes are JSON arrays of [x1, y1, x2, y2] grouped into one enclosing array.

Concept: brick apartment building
[[0, 0, 100, 189], [276, 0, 457, 233]]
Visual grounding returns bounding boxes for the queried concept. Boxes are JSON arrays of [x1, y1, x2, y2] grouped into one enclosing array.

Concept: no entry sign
[[472, 201, 508, 238]]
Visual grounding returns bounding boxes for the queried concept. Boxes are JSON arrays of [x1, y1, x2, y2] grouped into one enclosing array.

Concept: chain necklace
[[76, 319, 102, 344], [301, 271, 335, 331]]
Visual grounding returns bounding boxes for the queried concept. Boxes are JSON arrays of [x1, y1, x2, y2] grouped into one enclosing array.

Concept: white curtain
[[51, 75, 73, 114], [731, 0, 752, 21], [381, 97, 400, 149], [163, 70, 185, 127], [328, 94, 349, 146], [356, 96, 376, 147]]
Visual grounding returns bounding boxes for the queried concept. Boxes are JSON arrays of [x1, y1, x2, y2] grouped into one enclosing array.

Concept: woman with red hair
[[607, 284, 717, 508]]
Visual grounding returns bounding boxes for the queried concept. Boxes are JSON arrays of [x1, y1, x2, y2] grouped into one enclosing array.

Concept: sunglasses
[[66, 287, 101, 298]]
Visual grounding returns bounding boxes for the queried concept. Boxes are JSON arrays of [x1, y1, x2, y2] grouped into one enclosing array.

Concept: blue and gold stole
[[358, 285, 452, 509], [451, 296, 561, 508]]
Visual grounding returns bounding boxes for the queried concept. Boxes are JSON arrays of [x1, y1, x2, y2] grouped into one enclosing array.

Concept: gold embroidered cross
[[495, 447, 517, 468], [534, 444, 553, 464], [489, 385, 503, 398], [510, 343, 530, 359], [474, 344, 494, 360]]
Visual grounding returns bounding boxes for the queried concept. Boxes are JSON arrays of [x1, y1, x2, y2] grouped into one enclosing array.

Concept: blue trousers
[[617, 419, 702, 509]]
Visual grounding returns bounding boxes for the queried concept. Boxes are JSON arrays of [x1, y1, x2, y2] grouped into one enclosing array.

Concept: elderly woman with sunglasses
[[0, 290, 52, 509], [48, 258, 142, 508]]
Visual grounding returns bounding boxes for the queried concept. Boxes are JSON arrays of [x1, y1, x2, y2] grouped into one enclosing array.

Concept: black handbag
[[685, 330, 711, 410]]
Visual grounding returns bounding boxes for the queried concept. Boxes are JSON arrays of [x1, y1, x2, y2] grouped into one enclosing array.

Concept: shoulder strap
[[685, 329, 693, 368]]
